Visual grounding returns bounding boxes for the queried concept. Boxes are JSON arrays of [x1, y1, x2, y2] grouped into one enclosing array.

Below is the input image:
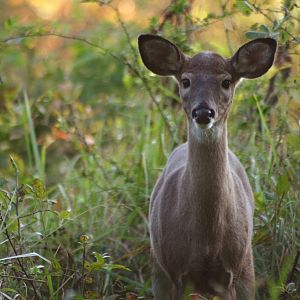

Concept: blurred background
[[0, 0, 299, 299]]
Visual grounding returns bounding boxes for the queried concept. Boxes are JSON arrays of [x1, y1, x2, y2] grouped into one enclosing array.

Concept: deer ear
[[231, 38, 277, 79], [138, 34, 185, 76]]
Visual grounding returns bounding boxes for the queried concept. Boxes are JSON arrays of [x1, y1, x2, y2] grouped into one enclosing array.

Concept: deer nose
[[192, 106, 215, 124]]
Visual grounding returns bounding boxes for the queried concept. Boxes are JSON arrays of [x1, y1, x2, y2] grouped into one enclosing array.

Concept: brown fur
[[138, 35, 276, 299]]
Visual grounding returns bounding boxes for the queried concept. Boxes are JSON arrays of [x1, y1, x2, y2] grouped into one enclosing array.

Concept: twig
[[0, 215, 40, 299], [100, 2, 178, 142], [156, 0, 178, 32], [103, 2, 139, 65], [19, 209, 57, 219], [219, 0, 233, 54], [52, 272, 76, 297], [0, 274, 47, 283], [68, 104, 112, 184], [81, 244, 86, 294], [2, 32, 107, 54], [9, 156, 21, 243], [250, 2, 299, 43]]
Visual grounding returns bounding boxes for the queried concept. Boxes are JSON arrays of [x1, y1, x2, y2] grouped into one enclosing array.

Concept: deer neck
[[186, 124, 231, 184], [183, 124, 235, 236]]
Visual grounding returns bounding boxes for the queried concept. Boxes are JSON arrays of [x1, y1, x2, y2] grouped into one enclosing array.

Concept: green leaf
[[46, 273, 54, 299], [91, 261, 105, 270], [51, 259, 62, 272], [71, 297, 84, 300], [245, 31, 270, 39], [283, 0, 296, 10], [32, 178, 46, 199], [273, 19, 282, 31], [0, 287, 20, 294], [280, 31, 291, 43], [59, 210, 71, 220], [84, 291, 99, 299], [0, 177, 7, 188], [7, 219, 18, 233], [235, 0, 254, 15], [104, 263, 131, 271], [287, 134, 300, 150], [84, 261, 92, 271], [30, 265, 45, 275], [276, 173, 290, 196], [170, 0, 188, 14], [269, 32, 280, 39], [259, 24, 270, 33], [3, 18, 16, 30], [93, 252, 105, 264], [149, 16, 159, 30], [254, 192, 266, 210]]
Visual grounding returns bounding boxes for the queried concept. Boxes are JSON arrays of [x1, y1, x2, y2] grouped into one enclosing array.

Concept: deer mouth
[[193, 119, 214, 130]]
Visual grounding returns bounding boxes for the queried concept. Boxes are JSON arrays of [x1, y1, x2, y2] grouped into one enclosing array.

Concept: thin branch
[[100, 2, 177, 142], [52, 272, 76, 297], [219, 0, 233, 54], [19, 209, 57, 219], [68, 103, 112, 185], [2, 32, 107, 54], [0, 215, 40, 299], [250, 2, 299, 43], [0, 274, 47, 283], [9, 156, 21, 244], [81, 244, 86, 294], [103, 2, 139, 65]]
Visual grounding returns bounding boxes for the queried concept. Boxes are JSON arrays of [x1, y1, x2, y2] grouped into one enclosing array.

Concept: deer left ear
[[138, 34, 185, 76], [231, 38, 277, 79]]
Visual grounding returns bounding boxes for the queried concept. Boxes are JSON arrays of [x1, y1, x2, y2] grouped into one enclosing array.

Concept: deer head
[[138, 35, 276, 140]]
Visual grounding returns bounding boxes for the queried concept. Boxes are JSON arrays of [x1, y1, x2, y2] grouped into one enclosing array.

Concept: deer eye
[[222, 79, 231, 89], [181, 78, 190, 89]]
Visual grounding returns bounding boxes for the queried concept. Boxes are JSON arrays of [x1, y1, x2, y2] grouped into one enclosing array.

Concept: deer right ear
[[138, 34, 185, 76], [231, 38, 277, 79]]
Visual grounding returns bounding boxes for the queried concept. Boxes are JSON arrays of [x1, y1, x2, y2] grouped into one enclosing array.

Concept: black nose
[[192, 107, 215, 124]]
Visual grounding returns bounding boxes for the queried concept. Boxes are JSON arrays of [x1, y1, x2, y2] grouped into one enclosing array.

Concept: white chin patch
[[193, 119, 214, 130], [191, 119, 218, 142]]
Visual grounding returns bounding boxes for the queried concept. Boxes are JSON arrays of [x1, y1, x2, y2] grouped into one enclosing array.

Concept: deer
[[138, 34, 276, 300]]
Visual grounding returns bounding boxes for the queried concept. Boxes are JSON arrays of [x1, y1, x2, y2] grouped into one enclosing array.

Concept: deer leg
[[235, 254, 255, 300], [235, 272, 255, 300], [220, 287, 236, 300], [171, 277, 185, 300], [152, 259, 173, 300], [219, 254, 255, 300]]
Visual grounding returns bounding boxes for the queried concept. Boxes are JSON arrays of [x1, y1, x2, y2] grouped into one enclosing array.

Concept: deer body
[[138, 35, 276, 299], [150, 135, 253, 298]]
